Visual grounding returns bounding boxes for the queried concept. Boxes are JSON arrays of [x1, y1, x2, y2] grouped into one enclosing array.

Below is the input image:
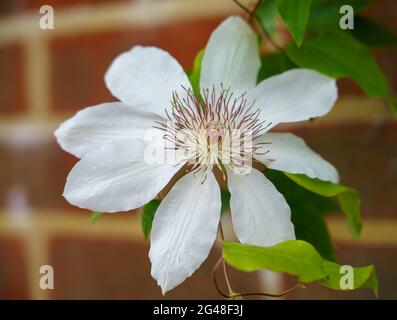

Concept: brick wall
[[0, 0, 396, 300]]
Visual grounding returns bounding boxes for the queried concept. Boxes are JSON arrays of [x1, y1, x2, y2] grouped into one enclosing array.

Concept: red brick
[[0, 141, 13, 208], [0, 0, 23, 15], [379, 49, 397, 93], [0, 138, 76, 211], [337, 78, 366, 97], [50, 17, 225, 112], [0, 43, 26, 114], [49, 236, 261, 299], [363, 0, 397, 34], [0, 0, 131, 15], [0, 236, 29, 299]]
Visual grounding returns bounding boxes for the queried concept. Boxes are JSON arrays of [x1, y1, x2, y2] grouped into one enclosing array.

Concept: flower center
[[156, 87, 270, 175]]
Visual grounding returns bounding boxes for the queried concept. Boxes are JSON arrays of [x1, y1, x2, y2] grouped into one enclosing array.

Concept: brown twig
[[229, 283, 306, 299], [232, 0, 252, 16], [212, 257, 232, 298], [212, 253, 305, 299], [249, 0, 261, 23], [233, 0, 284, 52], [218, 224, 235, 295]]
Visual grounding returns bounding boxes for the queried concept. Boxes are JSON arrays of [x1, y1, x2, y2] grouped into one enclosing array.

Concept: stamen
[[157, 86, 271, 174]]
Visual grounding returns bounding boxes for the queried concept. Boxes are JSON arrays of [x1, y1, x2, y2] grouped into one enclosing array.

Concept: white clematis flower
[[55, 16, 339, 294]]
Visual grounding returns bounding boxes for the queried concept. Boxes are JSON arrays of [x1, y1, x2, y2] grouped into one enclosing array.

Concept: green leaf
[[352, 15, 397, 48], [188, 49, 204, 96], [257, 52, 296, 82], [276, 0, 313, 46], [224, 240, 325, 282], [338, 189, 361, 238], [292, 209, 336, 261], [266, 170, 337, 261], [141, 199, 161, 239], [255, 0, 278, 36], [285, 173, 361, 239], [321, 261, 378, 297], [285, 173, 347, 197], [223, 240, 378, 296], [90, 212, 102, 223], [285, 31, 390, 98]]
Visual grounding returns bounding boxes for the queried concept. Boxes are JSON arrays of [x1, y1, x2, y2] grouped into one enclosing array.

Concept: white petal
[[200, 16, 260, 95], [227, 168, 295, 247], [63, 139, 182, 212], [149, 171, 221, 293], [256, 133, 339, 183], [105, 46, 191, 117], [248, 69, 337, 128], [54, 102, 163, 158]]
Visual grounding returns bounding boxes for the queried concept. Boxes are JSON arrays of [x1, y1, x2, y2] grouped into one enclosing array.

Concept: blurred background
[[0, 0, 396, 300]]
